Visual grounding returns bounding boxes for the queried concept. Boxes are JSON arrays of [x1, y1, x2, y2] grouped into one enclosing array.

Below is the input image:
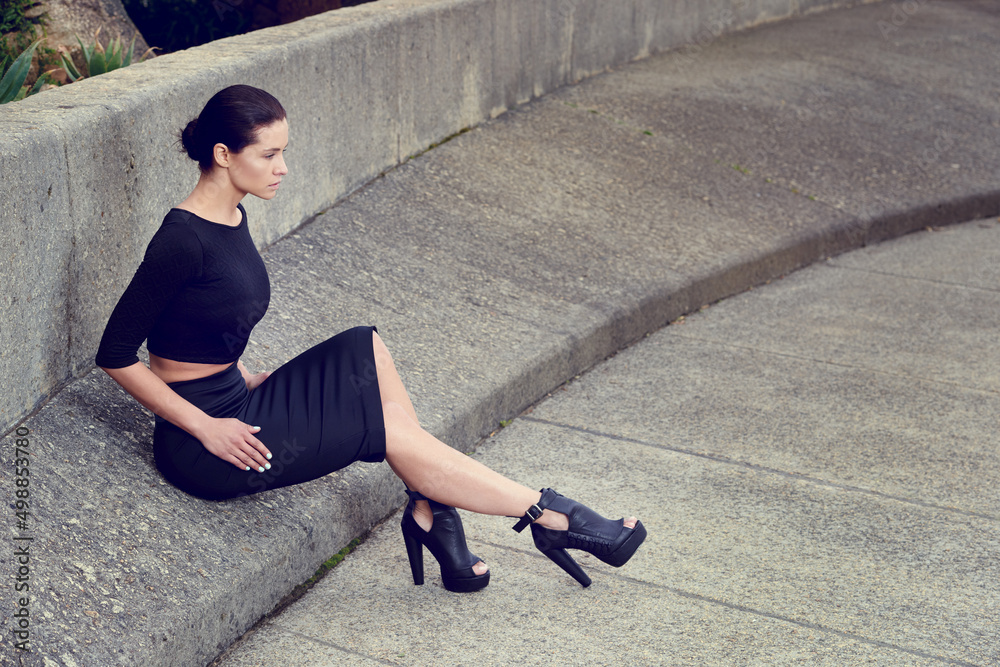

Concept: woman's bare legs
[[371, 332, 637, 555]]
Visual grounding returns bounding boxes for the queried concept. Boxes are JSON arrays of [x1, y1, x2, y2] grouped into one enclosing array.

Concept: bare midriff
[[149, 353, 233, 384]]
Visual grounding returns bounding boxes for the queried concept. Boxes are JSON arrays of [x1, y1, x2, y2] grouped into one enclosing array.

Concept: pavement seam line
[[520, 417, 998, 523], [268, 625, 399, 665], [469, 539, 982, 667], [663, 332, 1000, 396], [828, 262, 1000, 294]]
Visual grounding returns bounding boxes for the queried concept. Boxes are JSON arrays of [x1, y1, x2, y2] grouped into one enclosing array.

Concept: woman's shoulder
[[162, 206, 207, 228], [142, 211, 206, 271], [152, 210, 203, 243]]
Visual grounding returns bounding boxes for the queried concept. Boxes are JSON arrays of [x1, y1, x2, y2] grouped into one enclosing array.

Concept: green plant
[[0, 39, 48, 104], [1, 0, 46, 57], [1, 0, 50, 86], [303, 539, 361, 586], [59, 29, 154, 82]]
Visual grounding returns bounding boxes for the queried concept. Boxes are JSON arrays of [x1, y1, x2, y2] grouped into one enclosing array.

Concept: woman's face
[[221, 118, 289, 199]]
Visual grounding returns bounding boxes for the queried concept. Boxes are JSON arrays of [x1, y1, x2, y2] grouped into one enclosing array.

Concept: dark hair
[[179, 85, 286, 172]]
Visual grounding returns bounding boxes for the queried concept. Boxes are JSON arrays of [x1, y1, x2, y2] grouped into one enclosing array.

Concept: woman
[[96, 85, 646, 591]]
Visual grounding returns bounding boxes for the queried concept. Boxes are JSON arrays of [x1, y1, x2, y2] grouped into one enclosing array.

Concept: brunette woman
[[96, 84, 646, 591]]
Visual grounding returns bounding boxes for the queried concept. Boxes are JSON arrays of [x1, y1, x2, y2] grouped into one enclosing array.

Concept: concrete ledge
[[8, 1, 1000, 666], [0, 0, 876, 432]]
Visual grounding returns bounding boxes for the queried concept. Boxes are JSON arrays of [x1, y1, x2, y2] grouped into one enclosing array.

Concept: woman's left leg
[[372, 332, 645, 588], [371, 332, 541, 512], [372, 332, 635, 531]]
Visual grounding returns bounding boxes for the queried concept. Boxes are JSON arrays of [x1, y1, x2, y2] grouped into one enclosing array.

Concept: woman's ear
[[212, 143, 230, 169]]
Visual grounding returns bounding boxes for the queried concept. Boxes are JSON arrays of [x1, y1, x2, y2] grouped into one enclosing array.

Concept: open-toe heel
[[512, 488, 646, 588], [400, 490, 490, 593]]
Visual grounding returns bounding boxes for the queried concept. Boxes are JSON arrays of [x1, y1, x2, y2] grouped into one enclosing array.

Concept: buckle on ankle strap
[[511, 504, 543, 532]]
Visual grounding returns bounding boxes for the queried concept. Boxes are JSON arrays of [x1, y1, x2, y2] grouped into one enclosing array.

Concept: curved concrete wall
[[0, 0, 872, 432]]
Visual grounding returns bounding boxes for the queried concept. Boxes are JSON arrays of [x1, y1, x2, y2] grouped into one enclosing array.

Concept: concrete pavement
[[216, 221, 999, 665], [212, 2, 1000, 665]]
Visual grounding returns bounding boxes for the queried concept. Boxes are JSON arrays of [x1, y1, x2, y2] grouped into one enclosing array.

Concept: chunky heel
[[513, 488, 646, 587], [536, 543, 592, 588], [400, 490, 490, 593], [402, 530, 425, 585]]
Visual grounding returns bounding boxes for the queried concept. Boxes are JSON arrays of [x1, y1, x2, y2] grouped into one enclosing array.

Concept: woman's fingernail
[[264, 463, 271, 470], [266, 453, 272, 460], [257, 466, 265, 472], [245, 466, 251, 471]]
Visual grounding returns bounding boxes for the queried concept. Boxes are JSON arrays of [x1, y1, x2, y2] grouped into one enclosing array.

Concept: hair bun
[[180, 118, 201, 161]]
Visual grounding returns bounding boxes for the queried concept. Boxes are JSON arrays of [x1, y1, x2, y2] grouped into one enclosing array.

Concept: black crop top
[[95, 203, 270, 369]]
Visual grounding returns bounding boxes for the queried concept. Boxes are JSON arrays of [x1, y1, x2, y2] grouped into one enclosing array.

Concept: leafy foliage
[[0, 0, 47, 65], [60, 29, 154, 82], [0, 0, 44, 35], [0, 39, 48, 104]]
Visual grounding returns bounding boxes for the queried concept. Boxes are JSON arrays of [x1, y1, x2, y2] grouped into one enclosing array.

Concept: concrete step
[[3, 1, 998, 665]]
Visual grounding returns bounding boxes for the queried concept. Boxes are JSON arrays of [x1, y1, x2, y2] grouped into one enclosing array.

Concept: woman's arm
[[102, 363, 271, 471]]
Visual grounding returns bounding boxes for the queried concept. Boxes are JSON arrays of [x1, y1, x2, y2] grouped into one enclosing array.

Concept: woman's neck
[[177, 172, 245, 226]]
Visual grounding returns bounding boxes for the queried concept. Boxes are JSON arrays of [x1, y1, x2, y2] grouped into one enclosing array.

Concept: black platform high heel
[[400, 490, 490, 593], [511, 488, 647, 588]]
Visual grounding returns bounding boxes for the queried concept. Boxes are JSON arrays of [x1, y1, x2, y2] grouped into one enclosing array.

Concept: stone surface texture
[[2, 1, 999, 666]]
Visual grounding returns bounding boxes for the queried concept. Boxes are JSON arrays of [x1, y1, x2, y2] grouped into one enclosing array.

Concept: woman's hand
[[238, 360, 270, 391], [245, 370, 270, 391], [101, 362, 273, 472], [196, 418, 272, 472]]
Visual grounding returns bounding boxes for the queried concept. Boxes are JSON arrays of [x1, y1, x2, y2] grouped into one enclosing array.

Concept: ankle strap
[[511, 503, 543, 532], [511, 488, 558, 532]]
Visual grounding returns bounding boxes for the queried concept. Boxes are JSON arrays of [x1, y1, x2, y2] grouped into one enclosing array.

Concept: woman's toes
[[624, 516, 638, 529], [473, 561, 488, 575]]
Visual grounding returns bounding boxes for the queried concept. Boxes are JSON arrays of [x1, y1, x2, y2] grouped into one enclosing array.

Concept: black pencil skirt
[[153, 326, 387, 501]]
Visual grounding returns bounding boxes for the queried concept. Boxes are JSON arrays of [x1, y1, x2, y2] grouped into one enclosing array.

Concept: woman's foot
[[534, 509, 638, 532], [402, 492, 490, 591], [412, 499, 488, 576], [512, 488, 647, 587]]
